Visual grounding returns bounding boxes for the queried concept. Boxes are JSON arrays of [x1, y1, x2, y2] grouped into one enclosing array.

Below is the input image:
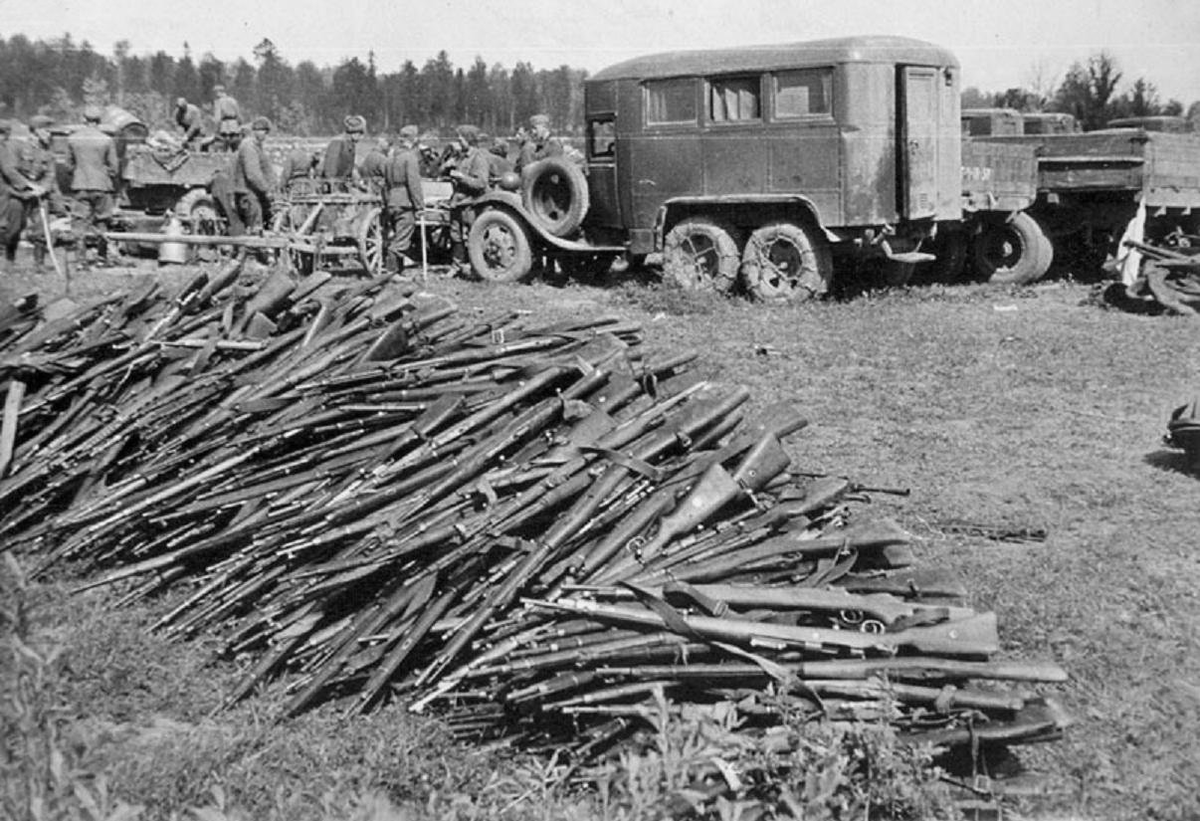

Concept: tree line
[[962, 50, 1200, 131], [0, 33, 589, 137]]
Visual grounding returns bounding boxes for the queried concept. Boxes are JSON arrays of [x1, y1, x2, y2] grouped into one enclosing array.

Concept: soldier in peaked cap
[[515, 113, 563, 174], [66, 105, 120, 266], [321, 114, 366, 180]]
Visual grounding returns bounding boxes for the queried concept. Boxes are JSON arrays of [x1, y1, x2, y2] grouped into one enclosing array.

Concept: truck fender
[[469, 192, 623, 254]]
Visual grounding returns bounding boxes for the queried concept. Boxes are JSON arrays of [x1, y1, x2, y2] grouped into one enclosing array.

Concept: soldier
[[230, 116, 276, 237], [279, 145, 318, 193], [174, 97, 205, 149], [447, 124, 491, 275], [515, 114, 563, 174], [359, 135, 391, 182], [21, 115, 65, 270], [1, 121, 45, 271], [66, 105, 120, 267], [382, 125, 424, 274], [213, 85, 242, 151], [321, 115, 365, 179], [487, 136, 514, 181]]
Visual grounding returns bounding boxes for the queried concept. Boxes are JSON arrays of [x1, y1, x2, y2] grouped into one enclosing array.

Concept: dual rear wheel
[[662, 217, 832, 301]]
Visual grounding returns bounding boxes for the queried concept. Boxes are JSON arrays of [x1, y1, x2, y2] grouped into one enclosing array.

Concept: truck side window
[[589, 119, 615, 158], [709, 76, 760, 122], [773, 68, 833, 118], [645, 79, 697, 126]]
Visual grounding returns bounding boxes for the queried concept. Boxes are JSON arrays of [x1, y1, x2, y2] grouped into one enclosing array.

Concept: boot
[[32, 244, 46, 272]]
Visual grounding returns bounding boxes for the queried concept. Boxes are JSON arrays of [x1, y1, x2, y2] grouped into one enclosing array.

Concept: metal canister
[[158, 213, 188, 265]]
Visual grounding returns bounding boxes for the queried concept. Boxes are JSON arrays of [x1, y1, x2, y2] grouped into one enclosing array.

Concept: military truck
[[465, 36, 1040, 295], [46, 107, 229, 238], [966, 111, 1200, 279]]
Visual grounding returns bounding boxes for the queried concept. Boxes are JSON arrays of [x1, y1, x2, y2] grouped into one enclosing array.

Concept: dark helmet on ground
[[497, 171, 521, 192]]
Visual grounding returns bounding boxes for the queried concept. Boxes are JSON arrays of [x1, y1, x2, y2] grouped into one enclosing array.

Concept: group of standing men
[[272, 112, 565, 275], [0, 105, 123, 272]]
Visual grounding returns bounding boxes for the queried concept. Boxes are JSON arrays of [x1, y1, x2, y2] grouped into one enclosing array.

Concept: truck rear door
[[898, 65, 938, 220]]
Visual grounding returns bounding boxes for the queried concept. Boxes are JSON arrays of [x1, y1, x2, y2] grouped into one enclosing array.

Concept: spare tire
[[521, 156, 589, 237]]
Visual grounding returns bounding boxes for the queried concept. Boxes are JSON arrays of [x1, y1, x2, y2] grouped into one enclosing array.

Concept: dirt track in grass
[[3, 257, 1199, 819]]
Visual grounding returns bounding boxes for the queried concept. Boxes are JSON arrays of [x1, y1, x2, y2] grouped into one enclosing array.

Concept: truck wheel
[[175, 188, 220, 235], [740, 221, 832, 301], [522, 157, 589, 238], [663, 219, 740, 292], [973, 212, 1053, 284], [468, 208, 534, 282]]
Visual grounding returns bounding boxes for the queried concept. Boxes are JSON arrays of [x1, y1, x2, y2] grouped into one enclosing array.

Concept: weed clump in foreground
[[591, 690, 957, 821]]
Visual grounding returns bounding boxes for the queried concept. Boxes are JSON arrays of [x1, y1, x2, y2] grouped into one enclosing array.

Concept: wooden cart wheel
[[272, 206, 315, 275], [357, 206, 385, 276]]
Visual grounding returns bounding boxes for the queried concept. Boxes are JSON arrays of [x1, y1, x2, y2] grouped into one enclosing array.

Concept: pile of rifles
[[0, 261, 1069, 779]]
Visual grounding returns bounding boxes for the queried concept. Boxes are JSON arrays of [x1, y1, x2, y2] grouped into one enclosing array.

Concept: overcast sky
[[5, 0, 1200, 103]]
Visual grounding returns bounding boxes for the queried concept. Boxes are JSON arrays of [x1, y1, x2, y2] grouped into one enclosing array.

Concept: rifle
[[527, 598, 1000, 657]]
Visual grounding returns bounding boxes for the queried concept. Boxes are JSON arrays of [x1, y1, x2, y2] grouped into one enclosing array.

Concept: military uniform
[[487, 139, 514, 181], [447, 125, 491, 272], [515, 114, 564, 174], [0, 128, 39, 268], [213, 89, 242, 151], [280, 147, 316, 190], [175, 100, 205, 148], [515, 135, 564, 174], [230, 119, 276, 235], [321, 115, 365, 179], [359, 141, 390, 182], [19, 120, 65, 268], [66, 114, 119, 263], [383, 127, 424, 272]]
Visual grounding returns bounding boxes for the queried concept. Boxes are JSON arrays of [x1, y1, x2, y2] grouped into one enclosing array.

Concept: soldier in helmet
[[322, 115, 366, 180], [230, 116, 276, 238], [515, 113, 563, 174], [213, 85, 242, 151], [66, 105, 120, 266], [174, 97, 205, 149], [446, 124, 491, 275], [382, 125, 424, 273]]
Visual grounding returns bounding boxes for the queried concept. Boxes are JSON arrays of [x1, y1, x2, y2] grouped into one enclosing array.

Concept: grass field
[[3, 258, 1199, 820]]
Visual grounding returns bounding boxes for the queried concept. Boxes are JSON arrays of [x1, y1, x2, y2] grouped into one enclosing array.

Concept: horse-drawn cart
[[273, 178, 385, 275]]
